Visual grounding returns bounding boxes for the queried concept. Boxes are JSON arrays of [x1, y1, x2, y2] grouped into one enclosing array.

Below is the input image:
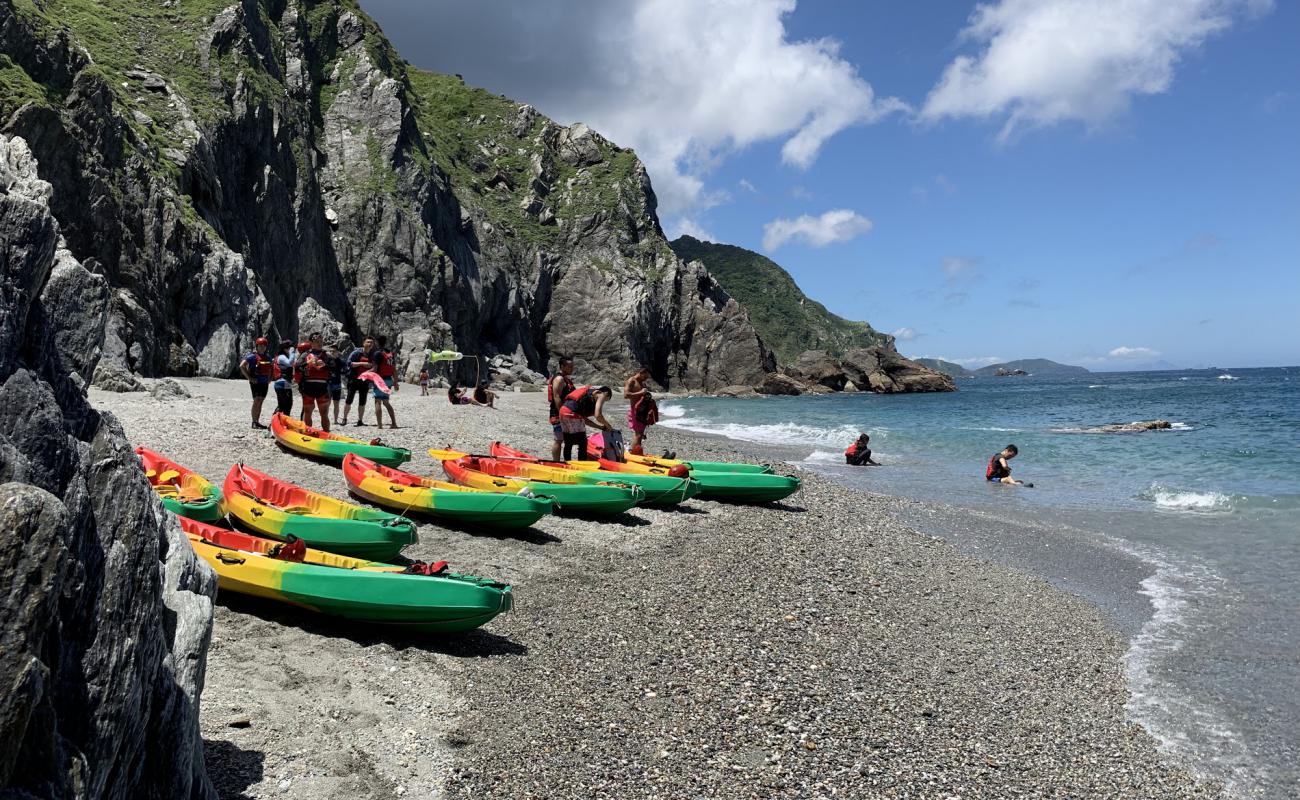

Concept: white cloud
[[762, 209, 873, 251], [668, 217, 716, 242], [366, 0, 905, 216], [1109, 345, 1161, 359], [921, 0, 1272, 139], [738, 179, 758, 194], [892, 327, 920, 341], [942, 256, 978, 278]]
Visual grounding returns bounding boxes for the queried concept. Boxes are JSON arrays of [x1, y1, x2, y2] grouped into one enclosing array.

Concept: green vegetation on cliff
[[669, 236, 890, 364]]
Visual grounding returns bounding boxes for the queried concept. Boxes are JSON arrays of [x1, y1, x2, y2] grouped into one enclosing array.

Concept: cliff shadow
[[203, 738, 265, 800]]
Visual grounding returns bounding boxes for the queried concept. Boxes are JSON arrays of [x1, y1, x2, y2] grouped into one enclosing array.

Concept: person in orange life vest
[[986, 444, 1030, 485], [374, 335, 399, 393], [343, 336, 376, 426], [622, 366, 656, 456], [298, 332, 333, 431], [558, 384, 614, 462], [239, 336, 275, 429], [548, 356, 576, 460], [844, 433, 879, 466]]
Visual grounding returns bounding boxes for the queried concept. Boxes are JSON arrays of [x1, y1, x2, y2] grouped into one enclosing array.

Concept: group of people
[[546, 358, 660, 462], [241, 334, 400, 432], [844, 433, 1030, 486]]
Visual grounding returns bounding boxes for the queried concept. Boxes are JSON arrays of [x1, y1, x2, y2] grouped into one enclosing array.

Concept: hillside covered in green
[[669, 236, 890, 364]]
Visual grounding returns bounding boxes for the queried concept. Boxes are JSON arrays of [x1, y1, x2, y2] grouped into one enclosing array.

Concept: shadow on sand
[[203, 738, 265, 800]]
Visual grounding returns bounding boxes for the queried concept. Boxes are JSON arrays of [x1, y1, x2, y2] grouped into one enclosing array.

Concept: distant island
[[917, 358, 1091, 378]]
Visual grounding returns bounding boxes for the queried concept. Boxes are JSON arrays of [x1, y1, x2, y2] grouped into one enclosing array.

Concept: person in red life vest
[[418, 368, 430, 396], [622, 366, 659, 456], [558, 384, 614, 462], [298, 332, 333, 431], [986, 444, 1030, 486], [374, 335, 399, 393], [342, 336, 376, 426], [239, 336, 275, 429], [548, 356, 576, 460], [844, 433, 879, 466]]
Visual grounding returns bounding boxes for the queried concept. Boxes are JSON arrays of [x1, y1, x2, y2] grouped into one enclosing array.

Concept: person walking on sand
[[548, 357, 576, 460], [272, 339, 295, 418], [844, 433, 879, 466], [558, 384, 614, 462], [986, 444, 1031, 486], [240, 336, 274, 429], [622, 366, 658, 456], [342, 336, 375, 426], [298, 332, 333, 431], [371, 372, 398, 429], [418, 367, 430, 396]]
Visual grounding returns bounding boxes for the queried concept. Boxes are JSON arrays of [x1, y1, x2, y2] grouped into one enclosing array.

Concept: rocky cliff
[[0, 134, 216, 798], [0, 0, 772, 390]]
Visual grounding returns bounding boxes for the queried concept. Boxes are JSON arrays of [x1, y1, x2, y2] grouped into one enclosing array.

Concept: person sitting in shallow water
[[986, 444, 1031, 486], [844, 433, 879, 466]]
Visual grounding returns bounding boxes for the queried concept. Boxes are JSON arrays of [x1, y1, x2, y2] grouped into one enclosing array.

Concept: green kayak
[[184, 518, 511, 633], [442, 455, 645, 517], [689, 470, 802, 503], [272, 412, 411, 467]]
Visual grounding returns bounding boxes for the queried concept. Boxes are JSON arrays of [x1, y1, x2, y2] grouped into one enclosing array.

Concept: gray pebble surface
[[92, 380, 1220, 799]]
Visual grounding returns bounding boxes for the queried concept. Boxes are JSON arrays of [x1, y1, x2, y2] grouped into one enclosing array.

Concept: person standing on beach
[[622, 366, 657, 456], [418, 367, 430, 396], [272, 339, 295, 418], [558, 385, 614, 462], [326, 344, 345, 424], [239, 337, 274, 429], [845, 433, 879, 466], [298, 333, 333, 431], [375, 335, 399, 393], [548, 357, 576, 460], [342, 336, 375, 426], [986, 444, 1029, 485], [372, 373, 398, 429]]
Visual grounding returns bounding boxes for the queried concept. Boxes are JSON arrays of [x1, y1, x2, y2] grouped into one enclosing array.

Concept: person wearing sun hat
[[239, 336, 275, 429]]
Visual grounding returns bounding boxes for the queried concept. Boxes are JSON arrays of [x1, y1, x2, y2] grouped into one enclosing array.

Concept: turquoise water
[[659, 367, 1299, 797]]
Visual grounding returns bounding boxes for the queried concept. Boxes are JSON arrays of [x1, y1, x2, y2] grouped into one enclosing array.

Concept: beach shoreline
[[93, 378, 1220, 799]]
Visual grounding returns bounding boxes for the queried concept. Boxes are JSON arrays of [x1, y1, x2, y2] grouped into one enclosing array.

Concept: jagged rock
[[150, 378, 192, 400], [756, 373, 805, 396], [0, 134, 216, 800], [296, 297, 346, 345], [840, 347, 955, 394], [787, 349, 848, 390], [91, 364, 146, 392], [554, 122, 605, 166], [1073, 419, 1175, 434], [715, 384, 759, 398], [513, 104, 538, 137]]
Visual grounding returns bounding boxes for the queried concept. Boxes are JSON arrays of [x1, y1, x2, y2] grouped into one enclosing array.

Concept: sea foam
[[1140, 485, 1233, 512]]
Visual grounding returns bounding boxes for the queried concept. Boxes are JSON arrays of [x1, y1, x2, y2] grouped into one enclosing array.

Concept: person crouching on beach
[[845, 433, 879, 466], [986, 444, 1028, 485], [240, 336, 274, 429], [558, 385, 614, 462]]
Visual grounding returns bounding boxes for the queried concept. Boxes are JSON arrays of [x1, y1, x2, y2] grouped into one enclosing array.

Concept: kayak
[[488, 442, 700, 507], [580, 454, 802, 503], [438, 452, 643, 517], [342, 453, 553, 530], [587, 434, 773, 474], [179, 517, 511, 633], [223, 464, 417, 561], [134, 447, 226, 522], [271, 412, 411, 467]]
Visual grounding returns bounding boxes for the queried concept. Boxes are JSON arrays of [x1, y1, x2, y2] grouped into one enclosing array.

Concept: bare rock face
[[757, 373, 807, 396], [786, 349, 848, 390], [839, 347, 956, 394], [0, 134, 216, 800]]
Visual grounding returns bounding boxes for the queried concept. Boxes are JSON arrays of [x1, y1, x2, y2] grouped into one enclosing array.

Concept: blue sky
[[363, 0, 1299, 369]]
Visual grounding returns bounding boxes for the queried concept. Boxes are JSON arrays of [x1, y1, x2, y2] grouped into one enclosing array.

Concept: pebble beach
[[93, 378, 1221, 799]]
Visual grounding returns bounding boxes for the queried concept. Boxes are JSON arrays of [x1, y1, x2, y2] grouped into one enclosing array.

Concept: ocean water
[[658, 367, 1299, 798]]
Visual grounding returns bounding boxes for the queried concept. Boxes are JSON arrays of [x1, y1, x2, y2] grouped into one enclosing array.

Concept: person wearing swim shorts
[[298, 332, 332, 430], [240, 337, 274, 429], [623, 366, 653, 455], [272, 339, 295, 418], [548, 356, 576, 461], [558, 384, 614, 462], [343, 336, 375, 426], [326, 344, 345, 423], [372, 373, 397, 429], [986, 444, 1024, 485]]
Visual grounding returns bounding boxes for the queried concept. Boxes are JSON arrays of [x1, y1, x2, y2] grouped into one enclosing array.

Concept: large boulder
[[786, 349, 848, 390], [0, 134, 216, 799], [756, 372, 806, 396], [840, 347, 956, 393]]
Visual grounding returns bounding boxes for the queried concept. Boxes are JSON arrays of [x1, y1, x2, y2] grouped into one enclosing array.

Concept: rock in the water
[[1057, 419, 1177, 434], [756, 373, 806, 396], [0, 134, 216, 800], [714, 384, 759, 398]]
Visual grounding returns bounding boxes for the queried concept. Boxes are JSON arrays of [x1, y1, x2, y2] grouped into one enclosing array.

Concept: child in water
[[844, 433, 879, 466]]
